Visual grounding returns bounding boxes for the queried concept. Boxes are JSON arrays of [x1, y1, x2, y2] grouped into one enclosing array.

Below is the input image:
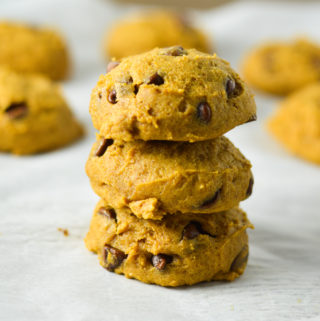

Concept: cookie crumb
[[58, 228, 69, 237]]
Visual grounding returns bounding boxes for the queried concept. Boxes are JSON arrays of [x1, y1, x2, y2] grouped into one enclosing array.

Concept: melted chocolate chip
[[104, 245, 127, 271], [183, 221, 202, 239], [245, 114, 257, 123], [108, 89, 117, 104], [151, 254, 173, 271], [246, 177, 254, 197], [98, 207, 116, 220], [197, 102, 212, 123], [200, 188, 221, 209], [165, 46, 187, 56], [148, 73, 164, 86], [5, 102, 28, 119], [230, 245, 249, 272], [107, 61, 119, 73], [134, 84, 140, 95], [95, 138, 113, 157]]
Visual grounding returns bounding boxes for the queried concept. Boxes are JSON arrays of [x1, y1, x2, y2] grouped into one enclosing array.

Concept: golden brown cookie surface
[[90, 47, 256, 142], [0, 21, 69, 80], [268, 82, 320, 164], [0, 68, 83, 155], [105, 10, 210, 59], [85, 199, 252, 287], [86, 136, 253, 219], [242, 38, 320, 95]]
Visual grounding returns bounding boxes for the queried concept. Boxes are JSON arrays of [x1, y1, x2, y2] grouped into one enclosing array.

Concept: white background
[[0, 1, 320, 320]]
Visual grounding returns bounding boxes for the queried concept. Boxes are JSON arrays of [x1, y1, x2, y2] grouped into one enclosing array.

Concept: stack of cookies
[[85, 46, 256, 287]]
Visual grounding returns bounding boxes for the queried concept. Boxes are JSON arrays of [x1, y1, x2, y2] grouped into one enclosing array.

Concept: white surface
[[1, 1, 320, 320]]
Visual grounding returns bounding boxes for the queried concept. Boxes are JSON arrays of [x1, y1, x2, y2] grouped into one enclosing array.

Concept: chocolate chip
[[225, 78, 236, 98], [165, 46, 187, 56], [245, 114, 257, 123], [134, 84, 140, 95], [98, 207, 116, 220], [104, 245, 127, 272], [200, 188, 221, 209], [183, 221, 203, 239], [246, 177, 254, 197], [197, 102, 212, 123], [108, 89, 117, 104], [151, 254, 173, 271], [5, 102, 28, 119], [95, 138, 113, 157], [148, 73, 164, 86], [230, 245, 249, 272], [107, 61, 119, 73], [225, 78, 243, 99]]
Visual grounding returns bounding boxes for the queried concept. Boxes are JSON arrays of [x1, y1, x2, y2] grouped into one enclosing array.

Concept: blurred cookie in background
[[242, 38, 320, 95], [267, 82, 320, 165], [0, 68, 84, 155], [104, 10, 211, 59], [0, 21, 70, 81]]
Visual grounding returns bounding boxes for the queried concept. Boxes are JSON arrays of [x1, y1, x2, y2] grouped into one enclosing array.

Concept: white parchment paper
[[0, 1, 320, 320]]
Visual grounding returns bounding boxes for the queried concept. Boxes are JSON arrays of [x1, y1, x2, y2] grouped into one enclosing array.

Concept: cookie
[[105, 10, 210, 59], [86, 136, 253, 219], [242, 38, 320, 95], [0, 21, 69, 80], [267, 83, 320, 164], [0, 68, 83, 155], [85, 199, 252, 287], [90, 47, 256, 142]]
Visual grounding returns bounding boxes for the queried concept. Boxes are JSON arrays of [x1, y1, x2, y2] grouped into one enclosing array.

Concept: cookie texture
[[85, 199, 252, 287], [90, 47, 256, 142], [86, 136, 253, 219], [0, 68, 83, 155], [105, 11, 210, 59], [0, 21, 69, 80], [242, 38, 320, 95], [268, 83, 320, 164]]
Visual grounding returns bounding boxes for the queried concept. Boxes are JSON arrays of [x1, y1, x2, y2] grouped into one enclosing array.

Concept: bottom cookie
[[85, 200, 252, 287]]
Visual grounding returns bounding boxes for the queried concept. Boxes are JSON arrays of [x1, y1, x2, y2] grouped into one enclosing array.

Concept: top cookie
[[0, 21, 69, 80], [105, 10, 210, 59], [90, 47, 256, 142], [242, 38, 320, 95]]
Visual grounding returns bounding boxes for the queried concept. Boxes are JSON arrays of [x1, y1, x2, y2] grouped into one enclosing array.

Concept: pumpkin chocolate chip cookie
[[242, 38, 320, 95], [0, 68, 83, 155], [0, 21, 69, 80], [85, 199, 252, 287], [86, 136, 253, 219], [90, 47, 256, 142], [267, 82, 320, 164], [105, 10, 210, 60]]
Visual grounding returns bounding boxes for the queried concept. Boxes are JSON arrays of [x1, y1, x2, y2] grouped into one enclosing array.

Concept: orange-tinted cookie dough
[[0, 21, 69, 80], [90, 47, 256, 142], [268, 82, 320, 164], [105, 10, 210, 59], [242, 38, 320, 95], [0, 68, 83, 155], [86, 136, 253, 219], [85, 199, 252, 287]]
